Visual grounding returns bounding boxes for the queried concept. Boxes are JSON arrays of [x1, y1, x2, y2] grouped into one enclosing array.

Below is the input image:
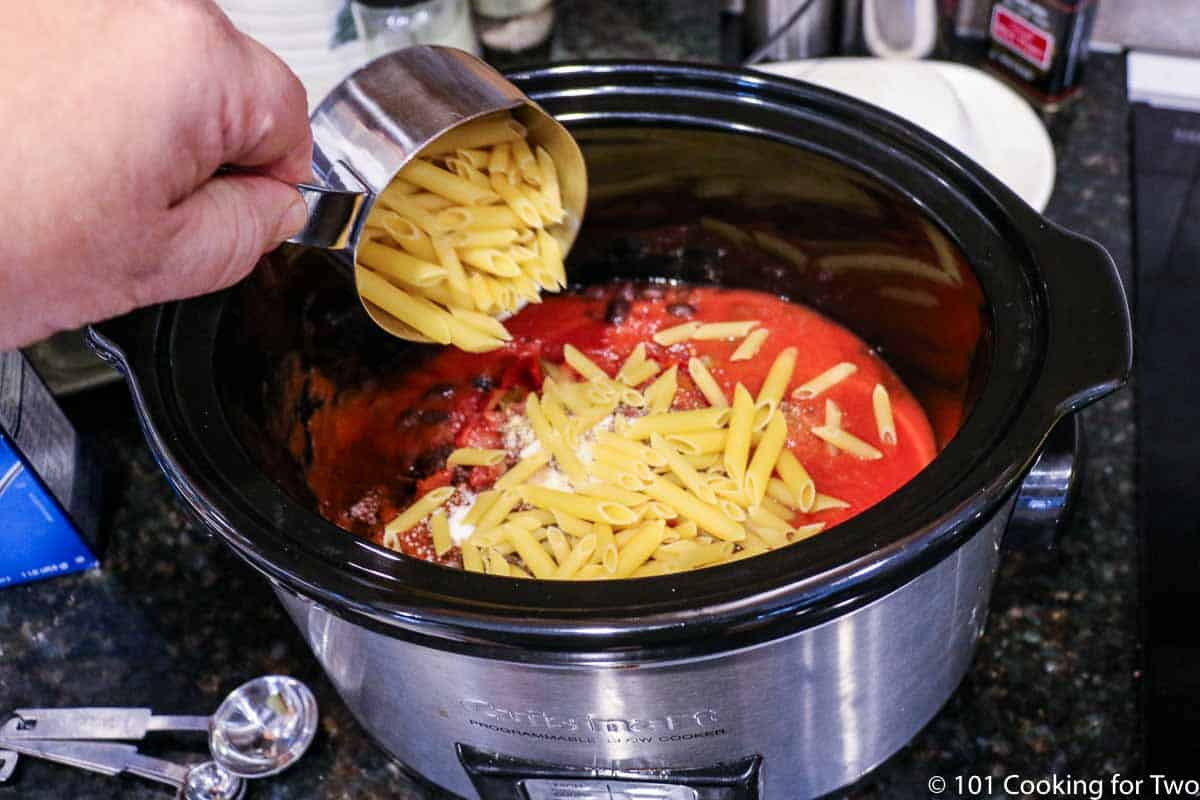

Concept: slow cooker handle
[[1029, 223, 1132, 419], [1006, 415, 1081, 550]]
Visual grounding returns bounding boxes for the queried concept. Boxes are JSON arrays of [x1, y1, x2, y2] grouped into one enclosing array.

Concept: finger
[[147, 173, 307, 304], [223, 31, 314, 185]]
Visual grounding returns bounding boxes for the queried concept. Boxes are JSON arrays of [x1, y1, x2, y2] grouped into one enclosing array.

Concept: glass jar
[[351, 0, 480, 58]]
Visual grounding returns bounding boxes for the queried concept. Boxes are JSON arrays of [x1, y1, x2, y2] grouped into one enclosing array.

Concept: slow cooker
[[89, 61, 1131, 799]]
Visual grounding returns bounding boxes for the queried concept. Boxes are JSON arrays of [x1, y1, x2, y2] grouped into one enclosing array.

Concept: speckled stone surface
[[0, 11, 1136, 800]]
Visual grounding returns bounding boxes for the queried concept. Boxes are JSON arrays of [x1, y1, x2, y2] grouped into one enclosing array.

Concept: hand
[[0, 0, 313, 350]]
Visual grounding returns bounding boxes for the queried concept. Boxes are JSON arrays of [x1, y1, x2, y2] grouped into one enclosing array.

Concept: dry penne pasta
[[376, 213, 439, 261], [487, 142, 511, 175], [450, 306, 513, 342], [430, 510, 452, 557], [873, 384, 897, 446], [810, 425, 884, 460], [644, 477, 746, 543], [536, 146, 562, 213], [526, 394, 588, 485], [616, 343, 647, 383], [614, 520, 666, 577], [776, 450, 816, 512], [620, 359, 661, 387], [476, 490, 523, 531], [491, 172, 541, 227], [518, 485, 639, 526], [665, 429, 727, 455], [631, 561, 670, 578], [652, 434, 719, 504], [366, 287, 932, 581], [406, 192, 457, 211], [792, 522, 827, 542], [653, 321, 701, 346], [402, 158, 499, 206], [484, 548, 512, 576], [594, 432, 668, 468], [823, 398, 843, 457], [356, 111, 574, 350], [494, 449, 551, 490], [383, 485, 455, 536], [553, 534, 597, 579], [688, 357, 728, 407], [624, 407, 731, 439], [643, 365, 679, 414], [356, 268, 452, 344], [563, 344, 612, 385], [723, 384, 755, 486], [744, 411, 788, 505], [449, 228, 521, 249], [793, 362, 859, 400], [447, 448, 507, 467], [462, 489, 501, 526], [422, 112, 526, 154], [767, 478, 799, 509], [682, 452, 721, 470], [437, 204, 523, 232], [812, 493, 851, 512], [691, 321, 760, 341], [507, 525, 558, 578], [552, 509, 592, 539], [358, 242, 446, 288], [511, 136, 539, 184], [730, 328, 769, 361]]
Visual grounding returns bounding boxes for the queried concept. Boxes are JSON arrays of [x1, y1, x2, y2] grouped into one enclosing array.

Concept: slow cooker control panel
[[522, 778, 699, 799], [457, 745, 762, 800]]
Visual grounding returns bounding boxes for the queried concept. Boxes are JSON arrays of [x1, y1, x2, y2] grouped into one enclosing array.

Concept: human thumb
[[150, 172, 307, 303]]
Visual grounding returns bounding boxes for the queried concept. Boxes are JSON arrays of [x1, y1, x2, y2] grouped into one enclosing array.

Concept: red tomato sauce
[[296, 283, 937, 569]]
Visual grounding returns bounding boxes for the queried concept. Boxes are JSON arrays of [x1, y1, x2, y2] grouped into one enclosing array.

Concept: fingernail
[[275, 195, 308, 243]]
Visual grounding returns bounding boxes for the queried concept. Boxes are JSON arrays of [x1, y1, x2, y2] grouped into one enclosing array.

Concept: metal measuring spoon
[[0, 675, 317, 795], [206, 675, 318, 779], [0, 739, 246, 800]]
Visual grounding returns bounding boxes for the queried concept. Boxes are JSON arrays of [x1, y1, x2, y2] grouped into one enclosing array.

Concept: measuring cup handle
[[288, 180, 368, 250], [286, 159, 371, 251], [215, 162, 370, 251]]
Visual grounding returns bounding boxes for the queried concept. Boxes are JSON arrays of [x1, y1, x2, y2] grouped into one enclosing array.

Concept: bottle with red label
[[986, 0, 1100, 110]]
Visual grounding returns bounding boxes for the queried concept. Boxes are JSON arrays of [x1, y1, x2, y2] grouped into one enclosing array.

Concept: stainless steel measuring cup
[[285, 45, 587, 340]]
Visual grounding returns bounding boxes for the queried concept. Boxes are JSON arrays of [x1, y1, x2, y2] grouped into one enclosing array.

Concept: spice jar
[[986, 0, 1100, 110]]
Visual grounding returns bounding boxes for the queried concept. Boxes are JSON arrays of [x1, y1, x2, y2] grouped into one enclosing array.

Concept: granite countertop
[[0, 4, 1137, 798]]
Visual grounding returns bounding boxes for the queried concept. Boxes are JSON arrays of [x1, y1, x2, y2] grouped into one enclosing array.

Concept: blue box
[[0, 431, 98, 588], [0, 350, 101, 588]]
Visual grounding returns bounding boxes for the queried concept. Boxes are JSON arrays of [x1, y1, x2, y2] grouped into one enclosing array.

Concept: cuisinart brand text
[[461, 700, 726, 745]]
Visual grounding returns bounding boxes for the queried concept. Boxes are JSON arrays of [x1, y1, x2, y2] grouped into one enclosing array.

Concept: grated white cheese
[[576, 413, 615, 465], [502, 413, 536, 455], [529, 464, 572, 491], [447, 490, 477, 545]]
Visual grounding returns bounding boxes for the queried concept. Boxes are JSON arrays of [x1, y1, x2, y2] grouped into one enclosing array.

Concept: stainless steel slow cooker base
[[276, 501, 1008, 800]]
